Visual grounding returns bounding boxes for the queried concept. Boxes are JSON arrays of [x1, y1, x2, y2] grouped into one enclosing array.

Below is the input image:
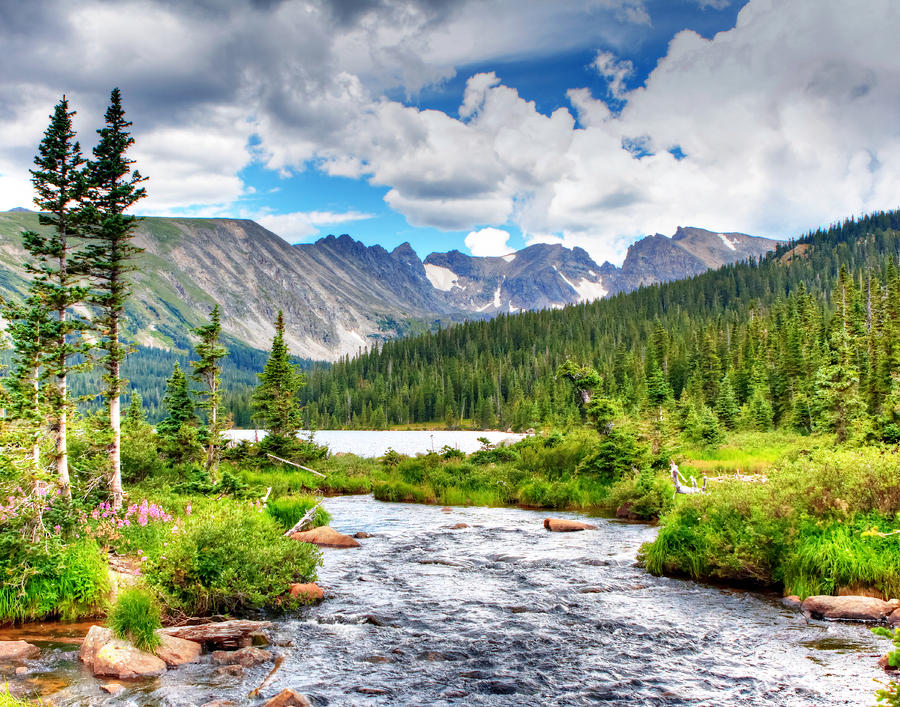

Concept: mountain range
[[0, 211, 780, 361]]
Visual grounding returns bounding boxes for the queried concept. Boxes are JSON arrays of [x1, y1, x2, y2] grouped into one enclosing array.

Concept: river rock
[[0, 640, 40, 663], [781, 595, 803, 609], [155, 634, 202, 667], [93, 640, 167, 679], [290, 526, 361, 548], [216, 664, 244, 677], [160, 620, 272, 650], [801, 595, 900, 622], [543, 518, 597, 532], [101, 682, 125, 695], [290, 582, 325, 602], [264, 688, 313, 707], [354, 531, 372, 538], [889, 609, 900, 628], [78, 625, 115, 670], [212, 646, 272, 667], [446, 522, 469, 529], [879, 654, 898, 671]]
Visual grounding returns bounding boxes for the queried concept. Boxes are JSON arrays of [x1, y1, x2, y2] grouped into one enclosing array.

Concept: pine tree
[[157, 362, 195, 434], [81, 88, 147, 509], [191, 306, 228, 476], [714, 374, 740, 429], [124, 392, 146, 427], [22, 96, 91, 499], [251, 311, 306, 454]]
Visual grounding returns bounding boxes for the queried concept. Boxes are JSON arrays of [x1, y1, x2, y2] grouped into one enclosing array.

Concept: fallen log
[[282, 499, 325, 537], [160, 620, 272, 650], [266, 454, 325, 478], [671, 461, 707, 498]]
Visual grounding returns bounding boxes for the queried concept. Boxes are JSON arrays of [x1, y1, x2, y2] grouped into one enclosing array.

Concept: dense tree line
[[299, 210, 900, 439]]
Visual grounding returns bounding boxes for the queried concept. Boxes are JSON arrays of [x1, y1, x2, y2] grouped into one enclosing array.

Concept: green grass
[[265, 496, 332, 530], [679, 430, 812, 476], [108, 587, 163, 652]]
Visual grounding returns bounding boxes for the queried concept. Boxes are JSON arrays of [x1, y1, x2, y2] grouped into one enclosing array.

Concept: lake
[[223, 429, 527, 457]]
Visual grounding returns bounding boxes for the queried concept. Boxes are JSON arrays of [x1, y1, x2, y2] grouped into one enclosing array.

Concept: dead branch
[[282, 498, 325, 537], [266, 453, 326, 478]]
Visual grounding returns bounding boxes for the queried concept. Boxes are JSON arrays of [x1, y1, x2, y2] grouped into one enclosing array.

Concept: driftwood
[[159, 620, 272, 650], [248, 653, 286, 698], [671, 461, 707, 499], [266, 453, 326, 478], [282, 499, 326, 537]]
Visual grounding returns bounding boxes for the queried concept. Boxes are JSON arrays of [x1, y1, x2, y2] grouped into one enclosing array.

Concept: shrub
[[108, 587, 162, 652], [145, 503, 322, 616], [265, 497, 331, 531]]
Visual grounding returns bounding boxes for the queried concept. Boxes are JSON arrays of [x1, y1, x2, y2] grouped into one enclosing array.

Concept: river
[[4, 496, 884, 705]]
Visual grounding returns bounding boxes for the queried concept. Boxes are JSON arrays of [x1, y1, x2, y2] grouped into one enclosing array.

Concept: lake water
[[223, 429, 527, 457]]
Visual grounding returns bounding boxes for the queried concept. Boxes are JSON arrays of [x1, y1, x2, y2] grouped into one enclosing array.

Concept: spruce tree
[[251, 311, 306, 454], [157, 362, 195, 435], [714, 374, 740, 429], [191, 306, 228, 475], [81, 88, 147, 509], [22, 96, 90, 499]]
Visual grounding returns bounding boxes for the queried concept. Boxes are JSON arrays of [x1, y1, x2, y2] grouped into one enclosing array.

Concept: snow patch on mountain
[[424, 263, 459, 291]]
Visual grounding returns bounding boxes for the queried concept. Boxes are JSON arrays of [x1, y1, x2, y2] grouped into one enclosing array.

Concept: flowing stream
[[2, 495, 886, 706]]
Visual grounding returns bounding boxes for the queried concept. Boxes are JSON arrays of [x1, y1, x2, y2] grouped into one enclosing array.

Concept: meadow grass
[[108, 587, 162, 652]]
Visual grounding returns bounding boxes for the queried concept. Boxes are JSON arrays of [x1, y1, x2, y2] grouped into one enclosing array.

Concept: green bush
[[265, 497, 331, 531], [145, 503, 322, 616], [108, 587, 162, 652], [607, 468, 674, 520], [0, 536, 110, 623]]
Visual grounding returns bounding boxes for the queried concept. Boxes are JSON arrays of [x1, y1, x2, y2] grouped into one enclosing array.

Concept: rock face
[[543, 518, 598, 532], [290, 526, 361, 548], [155, 634, 202, 667], [289, 582, 325, 602], [801, 595, 900, 622], [160, 620, 272, 650], [264, 689, 313, 707], [0, 640, 40, 662]]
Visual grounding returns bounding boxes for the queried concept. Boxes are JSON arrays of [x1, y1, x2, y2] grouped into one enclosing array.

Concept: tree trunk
[[109, 356, 123, 510], [32, 367, 40, 468], [57, 364, 70, 499]]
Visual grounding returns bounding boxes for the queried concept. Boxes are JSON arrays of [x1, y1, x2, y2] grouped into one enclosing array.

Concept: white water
[[223, 429, 527, 457]]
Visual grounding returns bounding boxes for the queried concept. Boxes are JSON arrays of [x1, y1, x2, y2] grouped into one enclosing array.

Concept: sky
[[0, 0, 898, 265]]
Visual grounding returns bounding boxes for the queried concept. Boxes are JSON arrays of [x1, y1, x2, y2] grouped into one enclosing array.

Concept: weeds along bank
[[643, 445, 900, 598]]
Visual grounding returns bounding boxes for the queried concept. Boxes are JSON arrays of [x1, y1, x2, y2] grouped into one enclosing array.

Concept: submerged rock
[[354, 531, 373, 538], [212, 646, 273, 667], [290, 526, 361, 548], [0, 640, 40, 663], [445, 522, 470, 529], [879, 653, 898, 672], [543, 518, 597, 532], [801, 595, 900, 622], [781, 595, 803, 609], [264, 688, 313, 707], [290, 582, 325, 602]]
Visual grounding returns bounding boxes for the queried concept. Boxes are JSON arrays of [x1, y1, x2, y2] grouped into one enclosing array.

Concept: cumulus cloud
[[464, 227, 512, 257], [256, 210, 375, 242], [1, 0, 899, 267]]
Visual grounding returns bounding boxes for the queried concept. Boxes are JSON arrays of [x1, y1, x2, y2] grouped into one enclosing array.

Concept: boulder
[[889, 609, 900, 628], [93, 640, 167, 679], [781, 595, 803, 609], [155, 634, 202, 667], [160, 620, 272, 650], [78, 625, 115, 670], [801, 595, 900, 622], [212, 646, 272, 668], [289, 582, 325, 602], [264, 688, 313, 707], [354, 531, 372, 539], [0, 640, 40, 663], [543, 518, 597, 532], [879, 654, 898, 672], [101, 682, 125, 695], [290, 526, 360, 548]]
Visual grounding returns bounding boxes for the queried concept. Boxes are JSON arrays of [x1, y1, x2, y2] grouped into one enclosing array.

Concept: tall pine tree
[[81, 87, 147, 509], [191, 306, 228, 476], [22, 96, 90, 499], [251, 311, 306, 455]]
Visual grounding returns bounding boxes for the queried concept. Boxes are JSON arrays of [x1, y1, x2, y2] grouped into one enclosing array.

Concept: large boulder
[[78, 625, 115, 670], [264, 689, 313, 707], [801, 595, 900, 622], [290, 526, 360, 548], [0, 640, 40, 663], [888, 608, 900, 628], [289, 582, 324, 602], [155, 634, 202, 667], [543, 518, 597, 532], [160, 620, 272, 650], [93, 640, 167, 679]]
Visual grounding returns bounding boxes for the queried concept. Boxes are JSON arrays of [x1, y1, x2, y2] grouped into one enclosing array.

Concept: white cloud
[[256, 210, 375, 242], [464, 227, 511, 257], [591, 51, 634, 100]]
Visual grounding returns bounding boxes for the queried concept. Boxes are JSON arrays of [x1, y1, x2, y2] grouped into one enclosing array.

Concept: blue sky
[[1, 0, 897, 266]]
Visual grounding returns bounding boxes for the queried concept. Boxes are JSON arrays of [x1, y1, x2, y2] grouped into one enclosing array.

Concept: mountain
[[422, 227, 780, 313], [0, 211, 779, 362]]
